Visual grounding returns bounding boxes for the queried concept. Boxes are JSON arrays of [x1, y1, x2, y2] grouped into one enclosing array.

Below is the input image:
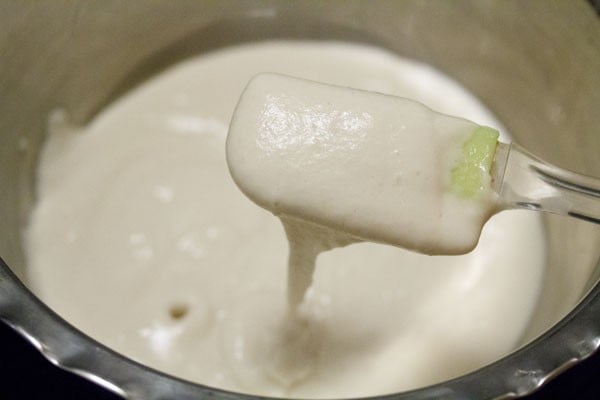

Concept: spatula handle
[[494, 142, 600, 224]]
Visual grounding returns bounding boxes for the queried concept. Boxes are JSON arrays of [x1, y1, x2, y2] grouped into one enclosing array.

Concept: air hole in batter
[[169, 303, 189, 320]]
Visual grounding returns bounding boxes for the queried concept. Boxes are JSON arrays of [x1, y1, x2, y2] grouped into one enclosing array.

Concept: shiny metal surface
[[1, 1, 599, 399]]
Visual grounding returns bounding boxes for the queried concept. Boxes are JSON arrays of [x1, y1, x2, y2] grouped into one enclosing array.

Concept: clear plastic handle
[[493, 142, 600, 224]]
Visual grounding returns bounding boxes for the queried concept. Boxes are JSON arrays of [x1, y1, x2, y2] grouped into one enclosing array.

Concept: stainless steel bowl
[[1, 1, 599, 399]]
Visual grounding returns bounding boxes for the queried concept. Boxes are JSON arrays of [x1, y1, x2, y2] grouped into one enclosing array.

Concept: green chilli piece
[[451, 126, 500, 198]]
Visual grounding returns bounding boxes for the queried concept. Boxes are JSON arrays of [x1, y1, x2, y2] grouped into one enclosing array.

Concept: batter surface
[[25, 41, 545, 398]]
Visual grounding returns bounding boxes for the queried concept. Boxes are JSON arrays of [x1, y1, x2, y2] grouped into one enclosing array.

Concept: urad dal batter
[[227, 73, 499, 257], [25, 41, 546, 398]]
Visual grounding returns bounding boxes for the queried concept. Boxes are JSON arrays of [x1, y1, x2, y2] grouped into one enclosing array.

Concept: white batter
[[25, 41, 546, 398], [227, 73, 499, 256]]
